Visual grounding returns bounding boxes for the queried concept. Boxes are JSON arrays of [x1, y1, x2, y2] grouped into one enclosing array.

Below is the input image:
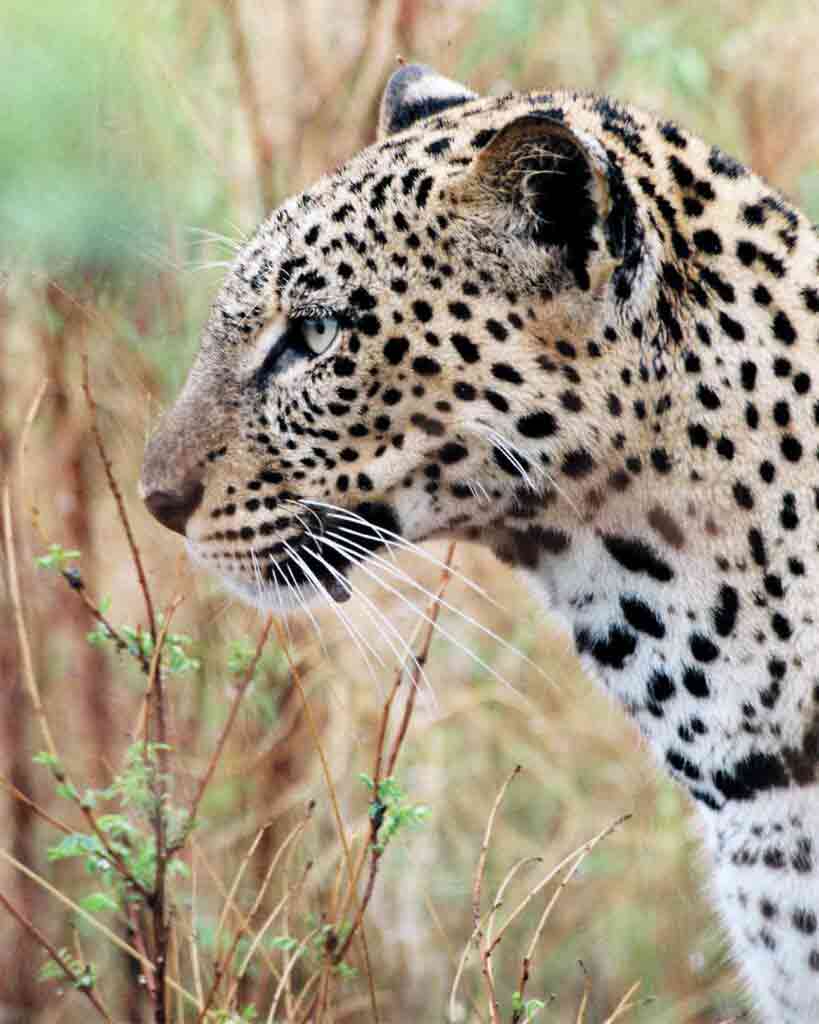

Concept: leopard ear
[[461, 113, 635, 291], [378, 64, 477, 139]]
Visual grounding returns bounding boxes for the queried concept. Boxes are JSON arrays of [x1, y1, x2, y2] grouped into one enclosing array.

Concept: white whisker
[[279, 539, 383, 678], [317, 534, 522, 695], [299, 539, 437, 701], [326, 530, 552, 684], [302, 499, 504, 609]]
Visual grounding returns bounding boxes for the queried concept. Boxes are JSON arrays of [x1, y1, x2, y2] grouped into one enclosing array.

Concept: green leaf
[[35, 544, 81, 571], [80, 891, 119, 914]]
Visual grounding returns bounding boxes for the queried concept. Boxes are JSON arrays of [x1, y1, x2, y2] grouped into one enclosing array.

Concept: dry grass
[[2, 1, 819, 1020]]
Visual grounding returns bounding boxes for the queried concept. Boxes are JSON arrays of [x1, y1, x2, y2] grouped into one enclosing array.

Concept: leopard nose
[[143, 478, 204, 537]]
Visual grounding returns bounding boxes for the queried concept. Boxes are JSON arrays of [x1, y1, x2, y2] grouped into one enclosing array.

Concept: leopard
[[141, 63, 819, 1022]]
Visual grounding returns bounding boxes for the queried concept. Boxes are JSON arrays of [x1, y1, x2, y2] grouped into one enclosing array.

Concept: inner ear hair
[[467, 114, 614, 291]]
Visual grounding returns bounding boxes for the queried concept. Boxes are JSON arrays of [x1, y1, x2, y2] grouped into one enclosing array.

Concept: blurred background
[[3, 1, 819, 1021]]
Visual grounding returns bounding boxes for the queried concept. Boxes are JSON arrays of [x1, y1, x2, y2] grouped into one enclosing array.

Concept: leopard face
[[142, 66, 654, 611]]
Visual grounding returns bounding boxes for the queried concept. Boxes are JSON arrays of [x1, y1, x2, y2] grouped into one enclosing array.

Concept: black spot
[[740, 361, 757, 391], [733, 481, 754, 509], [683, 666, 709, 698], [781, 435, 803, 462], [590, 625, 638, 670], [748, 528, 767, 567], [688, 423, 709, 448], [451, 333, 479, 363], [793, 910, 817, 935], [485, 389, 509, 412], [602, 535, 674, 582], [648, 670, 675, 702], [620, 596, 665, 638], [713, 752, 789, 801], [650, 447, 672, 474], [439, 442, 468, 465], [416, 175, 434, 208], [448, 301, 471, 321], [562, 448, 595, 478], [771, 612, 792, 640], [492, 363, 523, 385], [697, 384, 720, 409], [517, 411, 557, 438], [773, 310, 797, 345], [486, 318, 508, 341], [412, 299, 433, 322], [666, 749, 701, 781], [713, 585, 739, 636], [692, 229, 722, 255], [719, 311, 745, 341], [453, 381, 476, 401], [709, 146, 746, 178], [333, 357, 356, 377], [412, 356, 441, 376], [690, 633, 719, 662], [383, 337, 409, 365]]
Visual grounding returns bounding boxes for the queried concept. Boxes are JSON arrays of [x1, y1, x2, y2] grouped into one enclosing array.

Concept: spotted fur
[[142, 65, 819, 1021]]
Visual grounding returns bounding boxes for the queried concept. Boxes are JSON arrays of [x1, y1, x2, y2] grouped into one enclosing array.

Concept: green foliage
[[36, 741, 189, 910], [38, 949, 97, 991], [359, 774, 430, 853], [512, 992, 546, 1022], [87, 615, 201, 675], [35, 544, 81, 572]]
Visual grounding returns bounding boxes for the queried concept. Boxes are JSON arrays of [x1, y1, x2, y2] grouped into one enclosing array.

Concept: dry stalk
[[472, 765, 522, 930], [82, 354, 156, 641], [574, 963, 591, 1024], [226, 859, 314, 1010], [513, 814, 631, 1011], [3, 382, 58, 761], [601, 980, 642, 1023], [182, 614, 274, 847], [0, 773, 72, 836], [219, 0, 276, 213], [0, 886, 114, 1023], [333, 541, 457, 961], [197, 821, 276, 1022], [266, 928, 321, 1024], [274, 617, 378, 1024]]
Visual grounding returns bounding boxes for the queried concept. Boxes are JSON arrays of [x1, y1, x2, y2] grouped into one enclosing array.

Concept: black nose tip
[[144, 479, 204, 537]]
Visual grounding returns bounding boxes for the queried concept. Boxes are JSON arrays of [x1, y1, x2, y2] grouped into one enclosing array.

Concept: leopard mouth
[[190, 501, 402, 610]]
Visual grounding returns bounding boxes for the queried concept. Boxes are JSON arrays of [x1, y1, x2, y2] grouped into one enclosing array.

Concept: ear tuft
[[378, 64, 477, 139]]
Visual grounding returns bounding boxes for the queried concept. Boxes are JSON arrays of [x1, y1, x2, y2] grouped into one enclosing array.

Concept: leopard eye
[[301, 317, 339, 355]]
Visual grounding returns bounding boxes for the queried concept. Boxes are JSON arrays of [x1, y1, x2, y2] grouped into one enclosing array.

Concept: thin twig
[[179, 614, 274, 849], [0, 773, 72, 835], [3, 382, 57, 761], [59, 571, 140, 666], [514, 815, 631, 1008], [0, 887, 114, 1023], [472, 766, 522, 929], [82, 354, 157, 642]]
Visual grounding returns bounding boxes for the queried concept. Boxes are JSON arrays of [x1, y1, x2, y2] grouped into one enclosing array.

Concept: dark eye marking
[[254, 314, 347, 387]]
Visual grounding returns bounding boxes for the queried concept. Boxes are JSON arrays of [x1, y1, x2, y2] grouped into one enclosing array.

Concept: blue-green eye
[[302, 317, 339, 355]]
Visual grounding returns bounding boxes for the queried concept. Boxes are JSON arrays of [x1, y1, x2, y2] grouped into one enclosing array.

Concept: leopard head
[[141, 65, 651, 609]]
